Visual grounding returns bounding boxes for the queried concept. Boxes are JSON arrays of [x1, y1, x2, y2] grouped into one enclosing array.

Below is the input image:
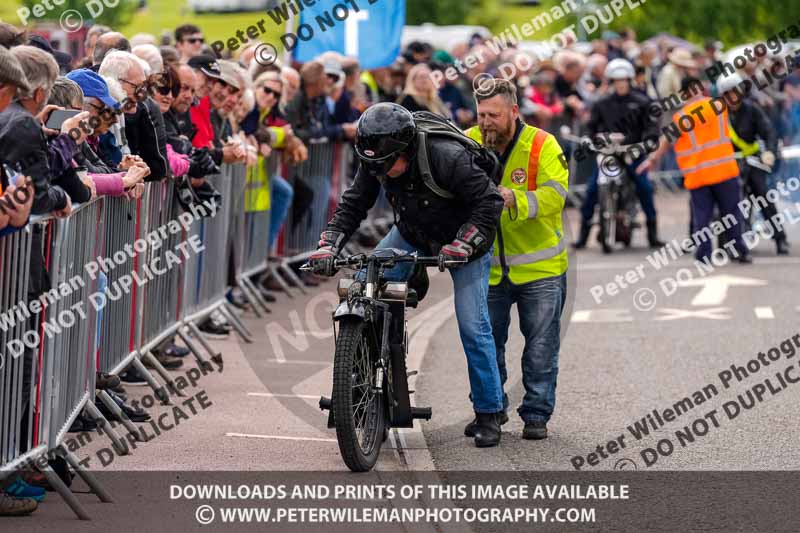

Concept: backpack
[[412, 111, 501, 199]]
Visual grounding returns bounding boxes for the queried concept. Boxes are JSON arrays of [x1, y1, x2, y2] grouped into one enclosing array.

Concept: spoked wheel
[[598, 183, 617, 254], [332, 318, 385, 472]]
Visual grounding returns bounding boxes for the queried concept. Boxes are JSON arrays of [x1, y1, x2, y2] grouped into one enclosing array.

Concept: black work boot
[[776, 238, 790, 256], [464, 411, 508, 437], [523, 421, 548, 440], [572, 219, 592, 249], [473, 412, 502, 448], [646, 219, 665, 248]]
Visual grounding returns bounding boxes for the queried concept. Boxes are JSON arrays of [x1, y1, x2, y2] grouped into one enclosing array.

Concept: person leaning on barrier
[[187, 55, 247, 166], [0, 44, 34, 238], [0, 45, 92, 217], [309, 103, 508, 448], [53, 73, 149, 199], [465, 78, 569, 441], [573, 58, 666, 252], [717, 73, 789, 255]]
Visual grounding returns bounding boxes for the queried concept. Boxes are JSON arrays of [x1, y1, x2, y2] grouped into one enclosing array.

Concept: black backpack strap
[[416, 131, 455, 199]]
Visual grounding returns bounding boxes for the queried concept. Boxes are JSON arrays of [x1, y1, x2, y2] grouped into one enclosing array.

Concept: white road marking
[[754, 306, 775, 319], [677, 275, 766, 306], [655, 307, 732, 321], [571, 309, 633, 322], [262, 359, 330, 365], [247, 393, 320, 399], [226, 432, 336, 443]]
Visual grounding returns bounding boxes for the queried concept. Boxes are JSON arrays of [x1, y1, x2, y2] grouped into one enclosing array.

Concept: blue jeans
[[364, 227, 504, 413], [488, 274, 566, 423], [690, 178, 746, 262], [269, 174, 293, 250], [580, 157, 657, 222]]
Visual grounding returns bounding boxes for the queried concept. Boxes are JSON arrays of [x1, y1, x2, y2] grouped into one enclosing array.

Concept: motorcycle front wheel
[[332, 318, 386, 472]]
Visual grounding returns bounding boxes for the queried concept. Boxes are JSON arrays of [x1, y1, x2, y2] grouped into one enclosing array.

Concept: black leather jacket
[[328, 136, 504, 259], [587, 89, 659, 144], [729, 98, 777, 155]]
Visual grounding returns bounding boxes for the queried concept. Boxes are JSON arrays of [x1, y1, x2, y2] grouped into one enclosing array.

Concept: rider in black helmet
[[309, 102, 507, 447]]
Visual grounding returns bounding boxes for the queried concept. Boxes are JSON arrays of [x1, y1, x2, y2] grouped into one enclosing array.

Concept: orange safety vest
[[673, 98, 739, 190]]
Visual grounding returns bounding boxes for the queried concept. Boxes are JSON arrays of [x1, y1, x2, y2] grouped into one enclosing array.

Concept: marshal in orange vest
[[672, 98, 739, 190]]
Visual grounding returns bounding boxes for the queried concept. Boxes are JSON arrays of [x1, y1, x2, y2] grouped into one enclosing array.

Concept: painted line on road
[[755, 306, 775, 319], [578, 257, 800, 271], [262, 359, 331, 365], [247, 392, 320, 399], [226, 432, 337, 443]]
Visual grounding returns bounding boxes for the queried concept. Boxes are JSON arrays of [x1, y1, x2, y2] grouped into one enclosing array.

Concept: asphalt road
[[10, 190, 800, 530], [53, 192, 800, 473]]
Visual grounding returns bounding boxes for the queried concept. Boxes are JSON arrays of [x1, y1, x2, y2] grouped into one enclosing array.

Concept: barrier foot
[[97, 390, 143, 440], [41, 464, 91, 520], [237, 279, 264, 318], [62, 449, 113, 503], [268, 263, 295, 298], [130, 357, 171, 405], [142, 351, 187, 398], [241, 275, 271, 315], [279, 260, 308, 295], [176, 327, 214, 372], [84, 402, 130, 456], [185, 321, 224, 368], [220, 303, 253, 343]]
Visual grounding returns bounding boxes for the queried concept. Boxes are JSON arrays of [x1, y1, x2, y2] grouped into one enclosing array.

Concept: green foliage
[[405, 0, 477, 26], [19, 0, 138, 29], [539, 0, 800, 46]]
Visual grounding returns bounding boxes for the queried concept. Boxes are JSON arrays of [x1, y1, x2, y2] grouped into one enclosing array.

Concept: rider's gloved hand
[[309, 230, 345, 277], [438, 224, 487, 267]]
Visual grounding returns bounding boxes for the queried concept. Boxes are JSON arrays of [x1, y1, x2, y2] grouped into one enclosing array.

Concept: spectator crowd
[[1, 16, 800, 517]]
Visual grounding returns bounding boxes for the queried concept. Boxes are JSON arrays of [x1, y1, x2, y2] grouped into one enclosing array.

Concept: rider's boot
[[473, 412, 502, 448], [647, 219, 666, 248], [776, 237, 790, 256], [464, 411, 508, 437], [572, 218, 592, 249]]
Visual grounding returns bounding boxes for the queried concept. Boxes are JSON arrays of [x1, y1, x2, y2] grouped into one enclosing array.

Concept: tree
[[20, 0, 139, 30]]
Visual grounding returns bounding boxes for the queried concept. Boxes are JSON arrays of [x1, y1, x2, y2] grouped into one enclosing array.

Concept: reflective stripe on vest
[[673, 98, 739, 190], [490, 236, 566, 267], [465, 124, 568, 284], [728, 124, 760, 156]]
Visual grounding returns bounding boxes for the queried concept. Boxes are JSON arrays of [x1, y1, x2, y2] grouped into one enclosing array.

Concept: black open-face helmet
[[355, 103, 416, 177]]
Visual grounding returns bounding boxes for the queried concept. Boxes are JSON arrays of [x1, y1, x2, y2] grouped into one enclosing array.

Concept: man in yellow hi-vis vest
[[465, 79, 568, 441]]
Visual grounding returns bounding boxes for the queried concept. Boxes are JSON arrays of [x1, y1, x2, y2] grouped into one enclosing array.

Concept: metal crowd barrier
[[0, 226, 36, 475], [271, 141, 393, 294], [0, 163, 253, 520]]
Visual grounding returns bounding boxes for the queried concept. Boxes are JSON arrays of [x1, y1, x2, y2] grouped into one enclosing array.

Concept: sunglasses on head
[[262, 87, 282, 99]]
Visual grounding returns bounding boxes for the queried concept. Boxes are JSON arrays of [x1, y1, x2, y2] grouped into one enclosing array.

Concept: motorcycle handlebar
[[299, 254, 468, 273]]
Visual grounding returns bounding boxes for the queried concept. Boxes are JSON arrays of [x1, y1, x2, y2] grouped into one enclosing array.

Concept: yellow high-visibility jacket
[[465, 124, 569, 285]]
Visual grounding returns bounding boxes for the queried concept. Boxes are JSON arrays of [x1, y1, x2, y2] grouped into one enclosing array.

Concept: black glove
[[188, 148, 220, 178], [438, 224, 487, 267], [309, 230, 345, 277]]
